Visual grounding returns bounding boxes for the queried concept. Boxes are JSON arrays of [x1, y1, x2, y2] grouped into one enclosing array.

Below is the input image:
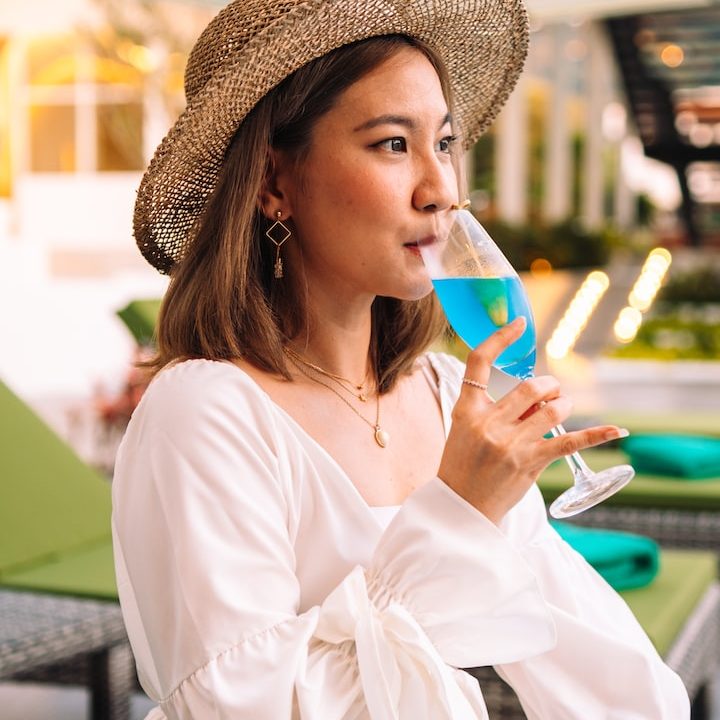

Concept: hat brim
[[134, 0, 529, 273]]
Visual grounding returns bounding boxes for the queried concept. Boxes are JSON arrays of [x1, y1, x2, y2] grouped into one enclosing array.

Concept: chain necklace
[[285, 353, 390, 449], [283, 346, 370, 401]]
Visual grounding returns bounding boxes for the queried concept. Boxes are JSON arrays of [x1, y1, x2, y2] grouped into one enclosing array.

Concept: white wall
[[15, 173, 141, 248], [0, 0, 101, 34]]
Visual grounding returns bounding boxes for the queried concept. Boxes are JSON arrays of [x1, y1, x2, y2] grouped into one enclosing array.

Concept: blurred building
[[3, 0, 720, 265], [0, 0, 718, 412], [0, 0, 219, 275], [504, 0, 720, 247]]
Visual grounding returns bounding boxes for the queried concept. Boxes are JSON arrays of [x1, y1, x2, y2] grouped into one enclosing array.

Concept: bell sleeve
[[112, 361, 555, 720], [493, 485, 691, 719]]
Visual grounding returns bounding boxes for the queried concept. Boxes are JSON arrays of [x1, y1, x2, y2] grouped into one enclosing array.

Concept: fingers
[[535, 425, 630, 467], [494, 374, 563, 422], [462, 317, 526, 392]]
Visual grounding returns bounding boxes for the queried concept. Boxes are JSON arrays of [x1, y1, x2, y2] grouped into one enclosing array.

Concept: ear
[[259, 149, 295, 221]]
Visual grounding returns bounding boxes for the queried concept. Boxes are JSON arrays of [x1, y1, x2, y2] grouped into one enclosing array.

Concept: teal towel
[[551, 521, 660, 591], [621, 433, 720, 479]]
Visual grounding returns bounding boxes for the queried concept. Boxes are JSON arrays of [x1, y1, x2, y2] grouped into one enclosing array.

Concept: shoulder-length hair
[[150, 34, 459, 393]]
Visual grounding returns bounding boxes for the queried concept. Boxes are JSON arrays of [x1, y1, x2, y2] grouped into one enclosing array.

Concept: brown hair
[[150, 34, 457, 392]]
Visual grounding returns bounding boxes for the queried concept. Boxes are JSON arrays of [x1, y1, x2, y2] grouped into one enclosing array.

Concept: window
[[30, 104, 76, 172], [26, 32, 145, 173], [0, 38, 11, 196]]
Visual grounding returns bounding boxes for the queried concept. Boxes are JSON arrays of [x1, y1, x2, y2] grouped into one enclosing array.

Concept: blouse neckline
[[214, 353, 453, 513]]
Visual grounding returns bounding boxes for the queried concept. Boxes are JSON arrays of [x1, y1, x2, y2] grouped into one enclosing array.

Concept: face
[[272, 47, 459, 305]]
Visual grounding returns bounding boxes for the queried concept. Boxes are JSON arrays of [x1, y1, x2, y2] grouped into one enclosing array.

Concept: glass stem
[[550, 423, 593, 483]]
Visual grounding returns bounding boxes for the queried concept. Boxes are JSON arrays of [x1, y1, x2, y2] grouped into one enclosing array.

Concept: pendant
[[374, 426, 390, 448], [358, 392, 367, 402], [274, 256, 283, 279]]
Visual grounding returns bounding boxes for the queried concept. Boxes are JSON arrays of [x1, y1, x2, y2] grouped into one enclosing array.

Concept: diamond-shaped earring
[[265, 210, 291, 279]]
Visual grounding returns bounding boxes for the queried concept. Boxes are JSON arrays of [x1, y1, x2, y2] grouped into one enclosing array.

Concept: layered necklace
[[283, 346, 390, 449]]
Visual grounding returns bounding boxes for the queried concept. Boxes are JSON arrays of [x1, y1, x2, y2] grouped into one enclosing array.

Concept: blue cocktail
[[420, 208, 634, 518]]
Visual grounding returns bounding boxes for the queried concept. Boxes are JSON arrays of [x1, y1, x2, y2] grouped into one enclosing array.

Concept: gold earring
[[265, 210, 291, 279]]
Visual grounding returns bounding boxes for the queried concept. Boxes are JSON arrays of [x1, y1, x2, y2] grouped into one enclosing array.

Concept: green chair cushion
[[552, 521, 659, 590], [0, 541, 117, 599], [597, 411, 720, 438], [538, 448, 720, 510], [620, 434, 720, 479], [0, 380, 112, 576], [620, 549, 717, 656], [116, 298, 162, 346]]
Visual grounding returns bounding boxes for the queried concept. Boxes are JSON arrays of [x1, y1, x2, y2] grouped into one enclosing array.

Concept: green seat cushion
[[597, 411, 720, 438], [620, 549, 717, 656], [552, 522, 659, 590], [538, 448, 720, 510], [620, 434, 720, 479], [0, 380, 112, 576], [0, 540, 117, 599], [116, 298, 162, 346]]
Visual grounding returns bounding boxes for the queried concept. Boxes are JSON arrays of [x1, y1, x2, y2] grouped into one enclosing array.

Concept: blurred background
[[1, 0, 718, 469], [0, 0, 719, 717]]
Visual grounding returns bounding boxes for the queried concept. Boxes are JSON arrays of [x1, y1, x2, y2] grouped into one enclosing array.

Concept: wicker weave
[[0, 590, 137, 720], [465, 581, 720, 719], [134, 0, 529, 273], [560, 505, 720, 553]]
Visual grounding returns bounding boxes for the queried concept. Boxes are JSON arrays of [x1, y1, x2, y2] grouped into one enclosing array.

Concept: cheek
[[314, 156, 397, 215]]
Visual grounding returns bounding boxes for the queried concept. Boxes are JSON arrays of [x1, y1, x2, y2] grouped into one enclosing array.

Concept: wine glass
[[419, 208, 634, 518]]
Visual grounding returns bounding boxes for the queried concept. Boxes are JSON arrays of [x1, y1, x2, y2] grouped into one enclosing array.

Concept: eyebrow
[[353, 112, 452, 133]]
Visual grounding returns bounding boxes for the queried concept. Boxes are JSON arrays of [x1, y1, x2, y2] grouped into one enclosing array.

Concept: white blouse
[[111, 353, 689, 720]]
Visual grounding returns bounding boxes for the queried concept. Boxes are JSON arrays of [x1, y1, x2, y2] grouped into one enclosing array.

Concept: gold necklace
[[285, 354, 390, 449], [284, 346, 370, 401]]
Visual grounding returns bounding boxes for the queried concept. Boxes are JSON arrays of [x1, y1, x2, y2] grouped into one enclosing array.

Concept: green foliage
[[480, 217, 618, 271], [611, 316, 720, 360], [659, 266, 720, 304]]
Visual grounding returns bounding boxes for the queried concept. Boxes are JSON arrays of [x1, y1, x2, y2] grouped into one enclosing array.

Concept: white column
[[495, 74, 528, 224], [143, 40, 171, 165], [463, 146, 474, 196], [615, 137, 637, 229], [543, 24, 572, 223], [7, 37, 25, 236], [75, 44, 97, 173], [581, 21, 606, 229]]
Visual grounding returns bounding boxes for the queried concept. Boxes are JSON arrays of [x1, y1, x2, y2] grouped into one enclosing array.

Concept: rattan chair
[[0, 589, 135, 720], [0, 378, 140, 717], [466, 550, 720, 719], [539, 446, 720, 551]]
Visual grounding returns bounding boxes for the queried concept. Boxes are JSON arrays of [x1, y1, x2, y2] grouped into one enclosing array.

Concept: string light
[[660, 43, 684, 68], [612, 248, 672, 343], [546, 271, 610, 360]]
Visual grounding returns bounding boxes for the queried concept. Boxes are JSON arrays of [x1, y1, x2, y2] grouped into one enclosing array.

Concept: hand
[[438, 318, 628, 524]]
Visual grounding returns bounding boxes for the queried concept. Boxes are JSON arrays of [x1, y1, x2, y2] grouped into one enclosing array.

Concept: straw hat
[[134, 0, 529, 273]]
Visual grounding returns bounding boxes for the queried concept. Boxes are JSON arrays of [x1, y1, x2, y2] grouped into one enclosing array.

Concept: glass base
[[548, 464, 635, 519]]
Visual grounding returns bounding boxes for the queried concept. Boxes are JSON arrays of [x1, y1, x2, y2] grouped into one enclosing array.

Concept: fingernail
[[608, 428, 630, 440]]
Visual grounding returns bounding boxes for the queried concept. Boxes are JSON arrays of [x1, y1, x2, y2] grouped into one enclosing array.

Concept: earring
[[265, 210, 291, 279]]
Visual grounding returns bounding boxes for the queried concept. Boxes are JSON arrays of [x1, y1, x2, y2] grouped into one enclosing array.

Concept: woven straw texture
[[134, 0, 529, 273]]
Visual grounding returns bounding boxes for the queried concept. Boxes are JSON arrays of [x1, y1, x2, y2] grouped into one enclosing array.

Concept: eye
[[437, 135, 458, 153], [375, 137, 407, 153]]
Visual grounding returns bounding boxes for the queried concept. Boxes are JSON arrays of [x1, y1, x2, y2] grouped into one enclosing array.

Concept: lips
[[414, 235, 438, 249]]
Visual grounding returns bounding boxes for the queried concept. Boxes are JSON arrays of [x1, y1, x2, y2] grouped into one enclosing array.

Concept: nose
[[412, 151, 458, 213]]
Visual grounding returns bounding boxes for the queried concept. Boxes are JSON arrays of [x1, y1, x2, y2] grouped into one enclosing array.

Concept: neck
[[287, 302, 375, 385]]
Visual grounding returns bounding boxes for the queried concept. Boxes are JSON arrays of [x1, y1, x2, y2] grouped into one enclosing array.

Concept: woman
[[113, 1, 690, 718]]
